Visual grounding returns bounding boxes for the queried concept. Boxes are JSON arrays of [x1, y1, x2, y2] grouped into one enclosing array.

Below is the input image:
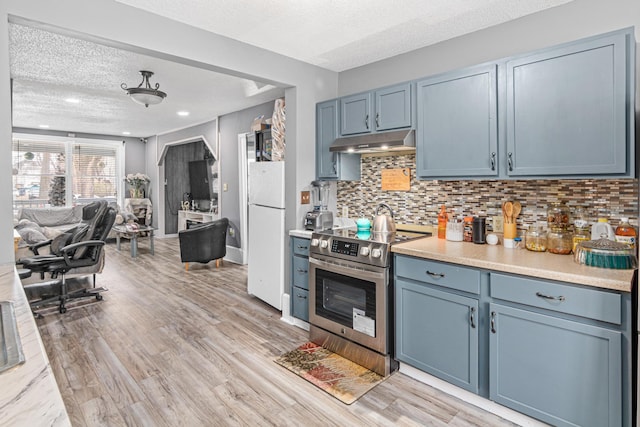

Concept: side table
[[112, 224, 155, 258]]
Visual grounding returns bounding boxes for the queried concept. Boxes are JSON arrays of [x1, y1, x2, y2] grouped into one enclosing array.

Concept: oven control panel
[[331, 239, 359, 256], [310, 233, 390, 267]]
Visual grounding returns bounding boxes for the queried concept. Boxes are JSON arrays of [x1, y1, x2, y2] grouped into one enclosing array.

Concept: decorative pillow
[[42, 227, 65, 240], [17, 226, 48, 244], [15, 219, 39, 230]]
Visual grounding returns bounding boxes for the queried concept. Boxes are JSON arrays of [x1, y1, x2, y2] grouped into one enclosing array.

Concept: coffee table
[[112, 224, 155, 258]]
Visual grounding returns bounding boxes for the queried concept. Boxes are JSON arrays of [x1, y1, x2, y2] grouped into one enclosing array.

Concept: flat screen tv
[[188, 160, 212, 200]]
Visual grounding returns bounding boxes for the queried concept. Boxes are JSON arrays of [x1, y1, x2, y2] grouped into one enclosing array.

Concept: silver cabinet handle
[[469, 307, 476, 329], [490, 152, 496, 171], [296, 293, 307, 299], [426, 270, 445, 278], [536, 292, 565, 302], [296, 268, 308, 273], [375, 112, 380, 128], [507, 152, 513, 172], [296, 245, 308, 250], [490, 311, 496, 333], [365, 114, 369, 129]]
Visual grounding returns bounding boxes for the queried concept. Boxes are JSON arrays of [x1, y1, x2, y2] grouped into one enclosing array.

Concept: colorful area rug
[[275, 342, 386, 404]]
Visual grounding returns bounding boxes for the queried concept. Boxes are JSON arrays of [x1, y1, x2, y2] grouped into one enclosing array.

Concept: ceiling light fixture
[[177, 111, 190, 116], [65, 98, 80, 104], [121, 70, 167, 107], [122, 131, 131, 135]]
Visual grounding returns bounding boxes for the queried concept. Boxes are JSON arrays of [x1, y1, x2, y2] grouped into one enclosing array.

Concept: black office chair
[[178, 218, 229, 271], [19, 200, 116, 314]]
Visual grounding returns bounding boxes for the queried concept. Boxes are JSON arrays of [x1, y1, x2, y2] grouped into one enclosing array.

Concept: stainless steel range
[[308, 228, 430, 376]]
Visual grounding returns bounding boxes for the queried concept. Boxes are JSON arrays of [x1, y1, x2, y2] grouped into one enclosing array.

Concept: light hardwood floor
[[36, 237, 518, 426]]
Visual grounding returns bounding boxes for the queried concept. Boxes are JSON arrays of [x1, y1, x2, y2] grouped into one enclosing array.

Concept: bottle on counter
[[615, 217, 636, 249], [437, 205, 448, 239], [591, 217, 616, 241]]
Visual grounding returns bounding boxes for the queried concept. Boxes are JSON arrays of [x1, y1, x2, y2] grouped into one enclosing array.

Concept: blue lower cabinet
[[291, 287, 309, 321], [290, 236, 310, 322], [489, 303, 622, 427], [396, 278, 479, 393]]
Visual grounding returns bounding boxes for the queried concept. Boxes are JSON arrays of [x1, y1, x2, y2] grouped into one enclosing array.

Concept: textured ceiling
[[10, 0, 573, 138], [116, 0, 574, 72], [9, 24, 284, 138]]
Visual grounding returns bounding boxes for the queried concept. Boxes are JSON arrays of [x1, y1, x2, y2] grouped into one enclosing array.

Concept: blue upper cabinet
[[340, 83, 413, 136], [316, 99, 360, 181], [340, 92, 372, 135], [375, 83, 412, 131], [505, 30, 635, 177], [416, 64, 498, 178]]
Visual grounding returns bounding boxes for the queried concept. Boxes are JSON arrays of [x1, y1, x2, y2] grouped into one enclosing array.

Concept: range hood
[[329, 129, 415, 154]]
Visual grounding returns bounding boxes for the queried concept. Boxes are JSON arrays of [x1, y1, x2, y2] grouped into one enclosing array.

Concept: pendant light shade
[[121, 70, 167, 107]]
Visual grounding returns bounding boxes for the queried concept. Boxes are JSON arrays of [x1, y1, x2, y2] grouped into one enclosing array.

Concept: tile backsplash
[[336, 153, 639, 231]]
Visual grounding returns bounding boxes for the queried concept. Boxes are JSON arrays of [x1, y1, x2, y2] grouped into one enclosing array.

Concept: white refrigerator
[[247, 161, 285, 310]]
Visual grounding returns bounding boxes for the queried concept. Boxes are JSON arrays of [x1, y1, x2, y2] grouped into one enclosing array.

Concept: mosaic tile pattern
[[337, 153, 639, 231]]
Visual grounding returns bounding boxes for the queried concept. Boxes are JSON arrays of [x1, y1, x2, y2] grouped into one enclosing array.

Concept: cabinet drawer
[[292, 287, 309, 321], [490, 273, 621, 324], [292, 255, 310, 290], [292, 237, 310, 256], [395, 255, 480, 295]]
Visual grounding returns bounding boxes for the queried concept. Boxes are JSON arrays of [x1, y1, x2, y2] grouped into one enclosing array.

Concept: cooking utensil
[[512, 201, 521, 221], [372, 203, 396, 234], [503, 201, 513, 224]]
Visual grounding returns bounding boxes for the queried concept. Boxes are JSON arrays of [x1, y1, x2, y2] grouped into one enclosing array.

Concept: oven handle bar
[[308, 256, 387, 283]]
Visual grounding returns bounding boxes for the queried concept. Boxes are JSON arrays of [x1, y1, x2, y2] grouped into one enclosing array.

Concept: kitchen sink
[[0, 301, 25, 373]]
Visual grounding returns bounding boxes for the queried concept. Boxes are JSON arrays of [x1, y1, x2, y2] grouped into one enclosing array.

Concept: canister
[[472, 217, 486, 244]]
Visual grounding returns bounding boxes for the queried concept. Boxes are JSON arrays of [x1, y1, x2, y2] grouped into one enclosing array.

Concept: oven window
[[315, 268, 376, 329]]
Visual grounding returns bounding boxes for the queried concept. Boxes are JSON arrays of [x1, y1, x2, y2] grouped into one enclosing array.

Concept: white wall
[[0, 0, 338, 264], [338, 0, 640, 96]]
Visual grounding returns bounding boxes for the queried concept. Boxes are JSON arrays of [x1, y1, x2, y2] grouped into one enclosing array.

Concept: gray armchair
[[178, 218, 229, 271]]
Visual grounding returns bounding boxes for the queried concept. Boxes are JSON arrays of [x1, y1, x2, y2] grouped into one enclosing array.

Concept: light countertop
[[0, 264, 70, 426], [289, 217, 357, 239], [392, 237, 635, 293]]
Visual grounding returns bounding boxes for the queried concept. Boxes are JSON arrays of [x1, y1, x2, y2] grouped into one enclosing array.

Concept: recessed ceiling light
[[65, 98, 80, 104], [38, 124, 50, 128], [177, 111, 190, 116], [122, 131, 131, 135]]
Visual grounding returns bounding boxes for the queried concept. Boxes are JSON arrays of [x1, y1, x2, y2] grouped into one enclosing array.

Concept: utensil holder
[[503, 223, 517, 239]]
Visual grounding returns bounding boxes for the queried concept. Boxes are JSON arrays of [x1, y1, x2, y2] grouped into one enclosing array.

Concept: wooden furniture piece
[[177, 210, 217, 232], [124, 198, 152, 226]]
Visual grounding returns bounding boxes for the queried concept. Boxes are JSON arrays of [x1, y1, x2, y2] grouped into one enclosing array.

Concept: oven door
[[309, 254, 389, 354]]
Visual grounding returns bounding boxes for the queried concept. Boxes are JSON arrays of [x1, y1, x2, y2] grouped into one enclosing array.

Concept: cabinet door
[[505, 32, 630, 176], [375, 83, 411, 131], [489, 303, 622, 427], [316, 100, 339, 179], [291, 255, 309, 290], [340, 92, 371, 135], [416, 64, 498, 178], [396, 278, 479, 393], [292, 287, 309, 321]]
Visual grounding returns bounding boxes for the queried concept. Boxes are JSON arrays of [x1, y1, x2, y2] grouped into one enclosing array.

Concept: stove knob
[[371, 248, 382, 258], [320, 240, 329, 249], [310, 238, 319, 247], [360, 247, 370, 256]]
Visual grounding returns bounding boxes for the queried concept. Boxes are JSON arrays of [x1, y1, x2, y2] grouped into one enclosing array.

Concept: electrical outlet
[[342, 206, 348, 218], [492, 215, 504, 233], [223, 183, 228, 192], [301, 190, 310, 204]]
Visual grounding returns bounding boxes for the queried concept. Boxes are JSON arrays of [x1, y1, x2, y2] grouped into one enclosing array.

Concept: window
[[12, 135, 123, 210]]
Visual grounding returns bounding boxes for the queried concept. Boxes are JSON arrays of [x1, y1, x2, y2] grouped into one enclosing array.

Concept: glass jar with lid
[[525, 224, 547, 252], [572, 206, 590, 252], [547, 201, 570, 229], [547, 228, 573, 255]]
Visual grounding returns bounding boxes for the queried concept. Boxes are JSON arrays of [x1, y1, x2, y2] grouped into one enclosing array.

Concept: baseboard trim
[[399, 364, 547, 427], [225, 246, 245, 265]]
